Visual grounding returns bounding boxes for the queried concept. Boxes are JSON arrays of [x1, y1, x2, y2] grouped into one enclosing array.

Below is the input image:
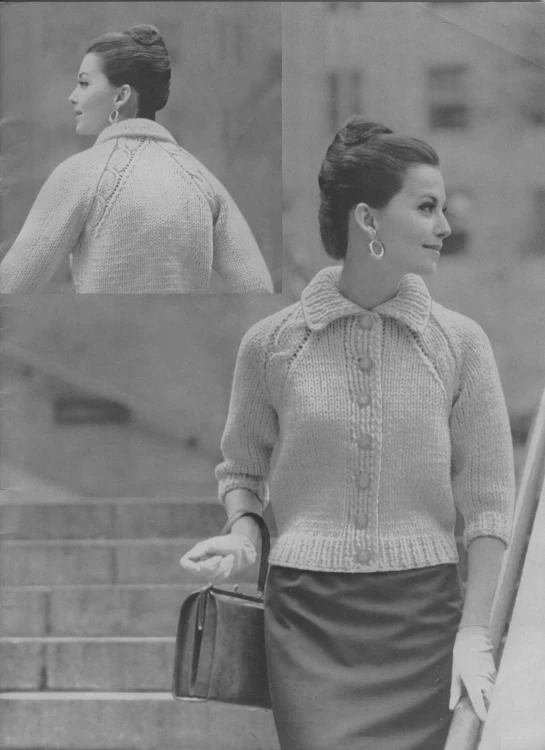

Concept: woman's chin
[[410, 260, 438, 277], [74, 119, 99, 137]]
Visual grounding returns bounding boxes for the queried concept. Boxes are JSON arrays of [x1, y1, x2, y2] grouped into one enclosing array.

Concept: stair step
[[0, 637, 175, 691], [0, 539, 262, 585], [0, 583, 257, 637], [0, 692, 279, 749], [0, 498, 226, 540]]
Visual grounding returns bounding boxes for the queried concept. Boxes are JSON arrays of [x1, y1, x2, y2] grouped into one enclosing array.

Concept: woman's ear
[[353, 203, 376, 238], [115, 84, 132, 108]]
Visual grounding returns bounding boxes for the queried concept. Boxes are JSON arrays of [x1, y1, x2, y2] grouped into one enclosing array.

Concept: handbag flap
[[172, 587, 216, 699]]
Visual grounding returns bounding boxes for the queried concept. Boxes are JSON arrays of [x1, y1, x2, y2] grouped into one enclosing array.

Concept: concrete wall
[[0, 294, 288, 497]]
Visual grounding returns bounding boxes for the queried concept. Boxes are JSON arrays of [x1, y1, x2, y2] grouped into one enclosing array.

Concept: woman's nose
[[68, 90, 77, 105], [436, 213, 451, 239]]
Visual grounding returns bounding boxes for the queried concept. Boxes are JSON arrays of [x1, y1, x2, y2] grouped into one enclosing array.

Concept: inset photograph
[[0, 1, 281, 293]]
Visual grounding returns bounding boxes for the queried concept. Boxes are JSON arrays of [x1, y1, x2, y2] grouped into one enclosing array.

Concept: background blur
[[0, 293, 286, 749], [0, 294, 287, 498], [284, 1, 545, 433], [0, 1, 282, 290]]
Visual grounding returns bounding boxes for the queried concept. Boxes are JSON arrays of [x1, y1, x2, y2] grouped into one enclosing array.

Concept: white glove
[[180, 532, 257, 584], [449, 625, 496, 721]]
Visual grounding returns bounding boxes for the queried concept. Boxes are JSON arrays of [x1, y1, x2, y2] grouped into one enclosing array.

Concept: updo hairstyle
[[318, 117, 439, 260], [86, 24, 171, 120]]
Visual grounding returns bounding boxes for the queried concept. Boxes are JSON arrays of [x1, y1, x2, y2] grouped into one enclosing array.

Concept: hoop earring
[[368, 230, 385, 260], [108, 109, 119, 125]]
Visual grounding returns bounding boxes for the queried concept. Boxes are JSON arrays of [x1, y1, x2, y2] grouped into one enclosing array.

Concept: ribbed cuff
[[218, 474, 269, 507], [462, 511, 511, 549]]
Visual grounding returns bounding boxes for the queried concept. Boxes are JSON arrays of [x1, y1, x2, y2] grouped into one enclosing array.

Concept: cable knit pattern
[[0, 119, 273, 293], [216, 266, 515, 573]]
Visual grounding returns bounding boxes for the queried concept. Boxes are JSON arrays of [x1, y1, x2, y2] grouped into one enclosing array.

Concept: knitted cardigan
[[216, 266, 515, 573], [0, 119, 274, 293]]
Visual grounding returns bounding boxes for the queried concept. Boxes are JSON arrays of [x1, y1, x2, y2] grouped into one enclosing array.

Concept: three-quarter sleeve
[[0, 155, 94, 293], [215, 324, 279, 505], [211, 190, 274, 293], [449, 323, 515, 548]]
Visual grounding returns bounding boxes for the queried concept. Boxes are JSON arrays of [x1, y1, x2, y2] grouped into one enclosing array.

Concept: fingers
[[449, 673, 462, 712], [466, 685, 488, 722], [180, 553, 235, 582], [182, 538, 223, 563], [179, 532, 256, 584]]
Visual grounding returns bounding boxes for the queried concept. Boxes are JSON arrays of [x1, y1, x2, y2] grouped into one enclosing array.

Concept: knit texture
[[0, 119, 274, 293], [216, 266, 515, 573]]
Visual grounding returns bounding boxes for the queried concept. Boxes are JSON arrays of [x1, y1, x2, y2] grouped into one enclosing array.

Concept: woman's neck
[[338, 249, 403, 310]]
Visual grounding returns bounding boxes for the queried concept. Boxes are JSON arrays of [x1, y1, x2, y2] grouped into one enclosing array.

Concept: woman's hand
[[449, 625, 496, 721], [180, 531, 257, 583]]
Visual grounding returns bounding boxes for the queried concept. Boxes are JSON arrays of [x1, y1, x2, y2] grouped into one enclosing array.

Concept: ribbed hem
[[269, 531, 460, 572]]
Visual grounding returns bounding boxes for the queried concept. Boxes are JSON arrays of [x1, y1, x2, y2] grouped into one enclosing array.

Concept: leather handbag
[[172, 510, 271, 709]]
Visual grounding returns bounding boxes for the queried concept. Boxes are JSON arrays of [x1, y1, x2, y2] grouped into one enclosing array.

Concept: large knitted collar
[[95, 118, 178, 146], [301, 265, 432, 334]]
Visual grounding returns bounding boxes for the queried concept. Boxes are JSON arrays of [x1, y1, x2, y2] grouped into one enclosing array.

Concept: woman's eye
[[420, 204, 434, 214], [78, 81, 88, 88]]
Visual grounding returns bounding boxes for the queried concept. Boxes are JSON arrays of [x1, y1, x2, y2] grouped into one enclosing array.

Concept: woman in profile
[[181, 118, 515, 749], [0, 24, 274, 293]]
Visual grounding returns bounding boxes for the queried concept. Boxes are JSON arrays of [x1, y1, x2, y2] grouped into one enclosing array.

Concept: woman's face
[[68, 53, 119, 136], [367, 164, 451, 277]]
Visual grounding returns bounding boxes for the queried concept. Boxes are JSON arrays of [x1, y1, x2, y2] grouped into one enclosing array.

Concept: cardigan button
[[355, 512, 369, 529], [357, 392, 371, 407], [354, 547, 372, 564], [359, 314, 374, 331], [358, 355, 373, 372], [358, 433, 372, 450], [355, 471, 370, 489]]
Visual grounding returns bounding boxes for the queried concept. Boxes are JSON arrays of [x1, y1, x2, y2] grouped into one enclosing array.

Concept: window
[[442, 190, 472, 255], [327, 2, 362, 10], [218, 20, 246, 66], [520, 60, 545, 126], [328, 69, 362, 133], [428, 65, 470, 129], [527, 189, 545, 254]]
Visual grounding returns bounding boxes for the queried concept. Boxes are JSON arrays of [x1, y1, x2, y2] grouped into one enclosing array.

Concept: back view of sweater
[[0, 119, 274, 293]]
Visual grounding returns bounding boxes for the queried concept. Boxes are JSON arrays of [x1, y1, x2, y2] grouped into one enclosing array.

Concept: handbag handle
[[221, 510, 270, 597]]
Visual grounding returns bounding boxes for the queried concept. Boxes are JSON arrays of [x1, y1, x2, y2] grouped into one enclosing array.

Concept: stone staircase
[[0, 495, 279, 750]]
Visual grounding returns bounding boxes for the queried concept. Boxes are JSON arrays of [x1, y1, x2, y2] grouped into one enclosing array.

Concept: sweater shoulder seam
[[155, 141, 218, 219]]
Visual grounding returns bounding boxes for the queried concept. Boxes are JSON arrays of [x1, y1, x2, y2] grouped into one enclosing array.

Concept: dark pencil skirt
[[264, 564, 463, 750]]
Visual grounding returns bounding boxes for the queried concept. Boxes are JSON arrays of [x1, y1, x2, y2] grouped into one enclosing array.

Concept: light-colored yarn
[[0, 119, 273, 293], [216, 266, 515, 573]]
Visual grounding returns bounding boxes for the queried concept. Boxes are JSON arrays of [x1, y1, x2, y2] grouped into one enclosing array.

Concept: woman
[[180, 118, 515, 749], [0, 24, 273, 293]]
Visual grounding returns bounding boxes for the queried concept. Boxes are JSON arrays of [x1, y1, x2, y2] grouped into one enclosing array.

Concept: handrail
[[444, 384, 545, 749], [478, 473, 545, 748]]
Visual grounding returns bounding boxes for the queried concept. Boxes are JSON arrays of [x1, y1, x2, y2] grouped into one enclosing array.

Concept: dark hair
[[318, 116, 440, 260], [86, 24, 171, 120]]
